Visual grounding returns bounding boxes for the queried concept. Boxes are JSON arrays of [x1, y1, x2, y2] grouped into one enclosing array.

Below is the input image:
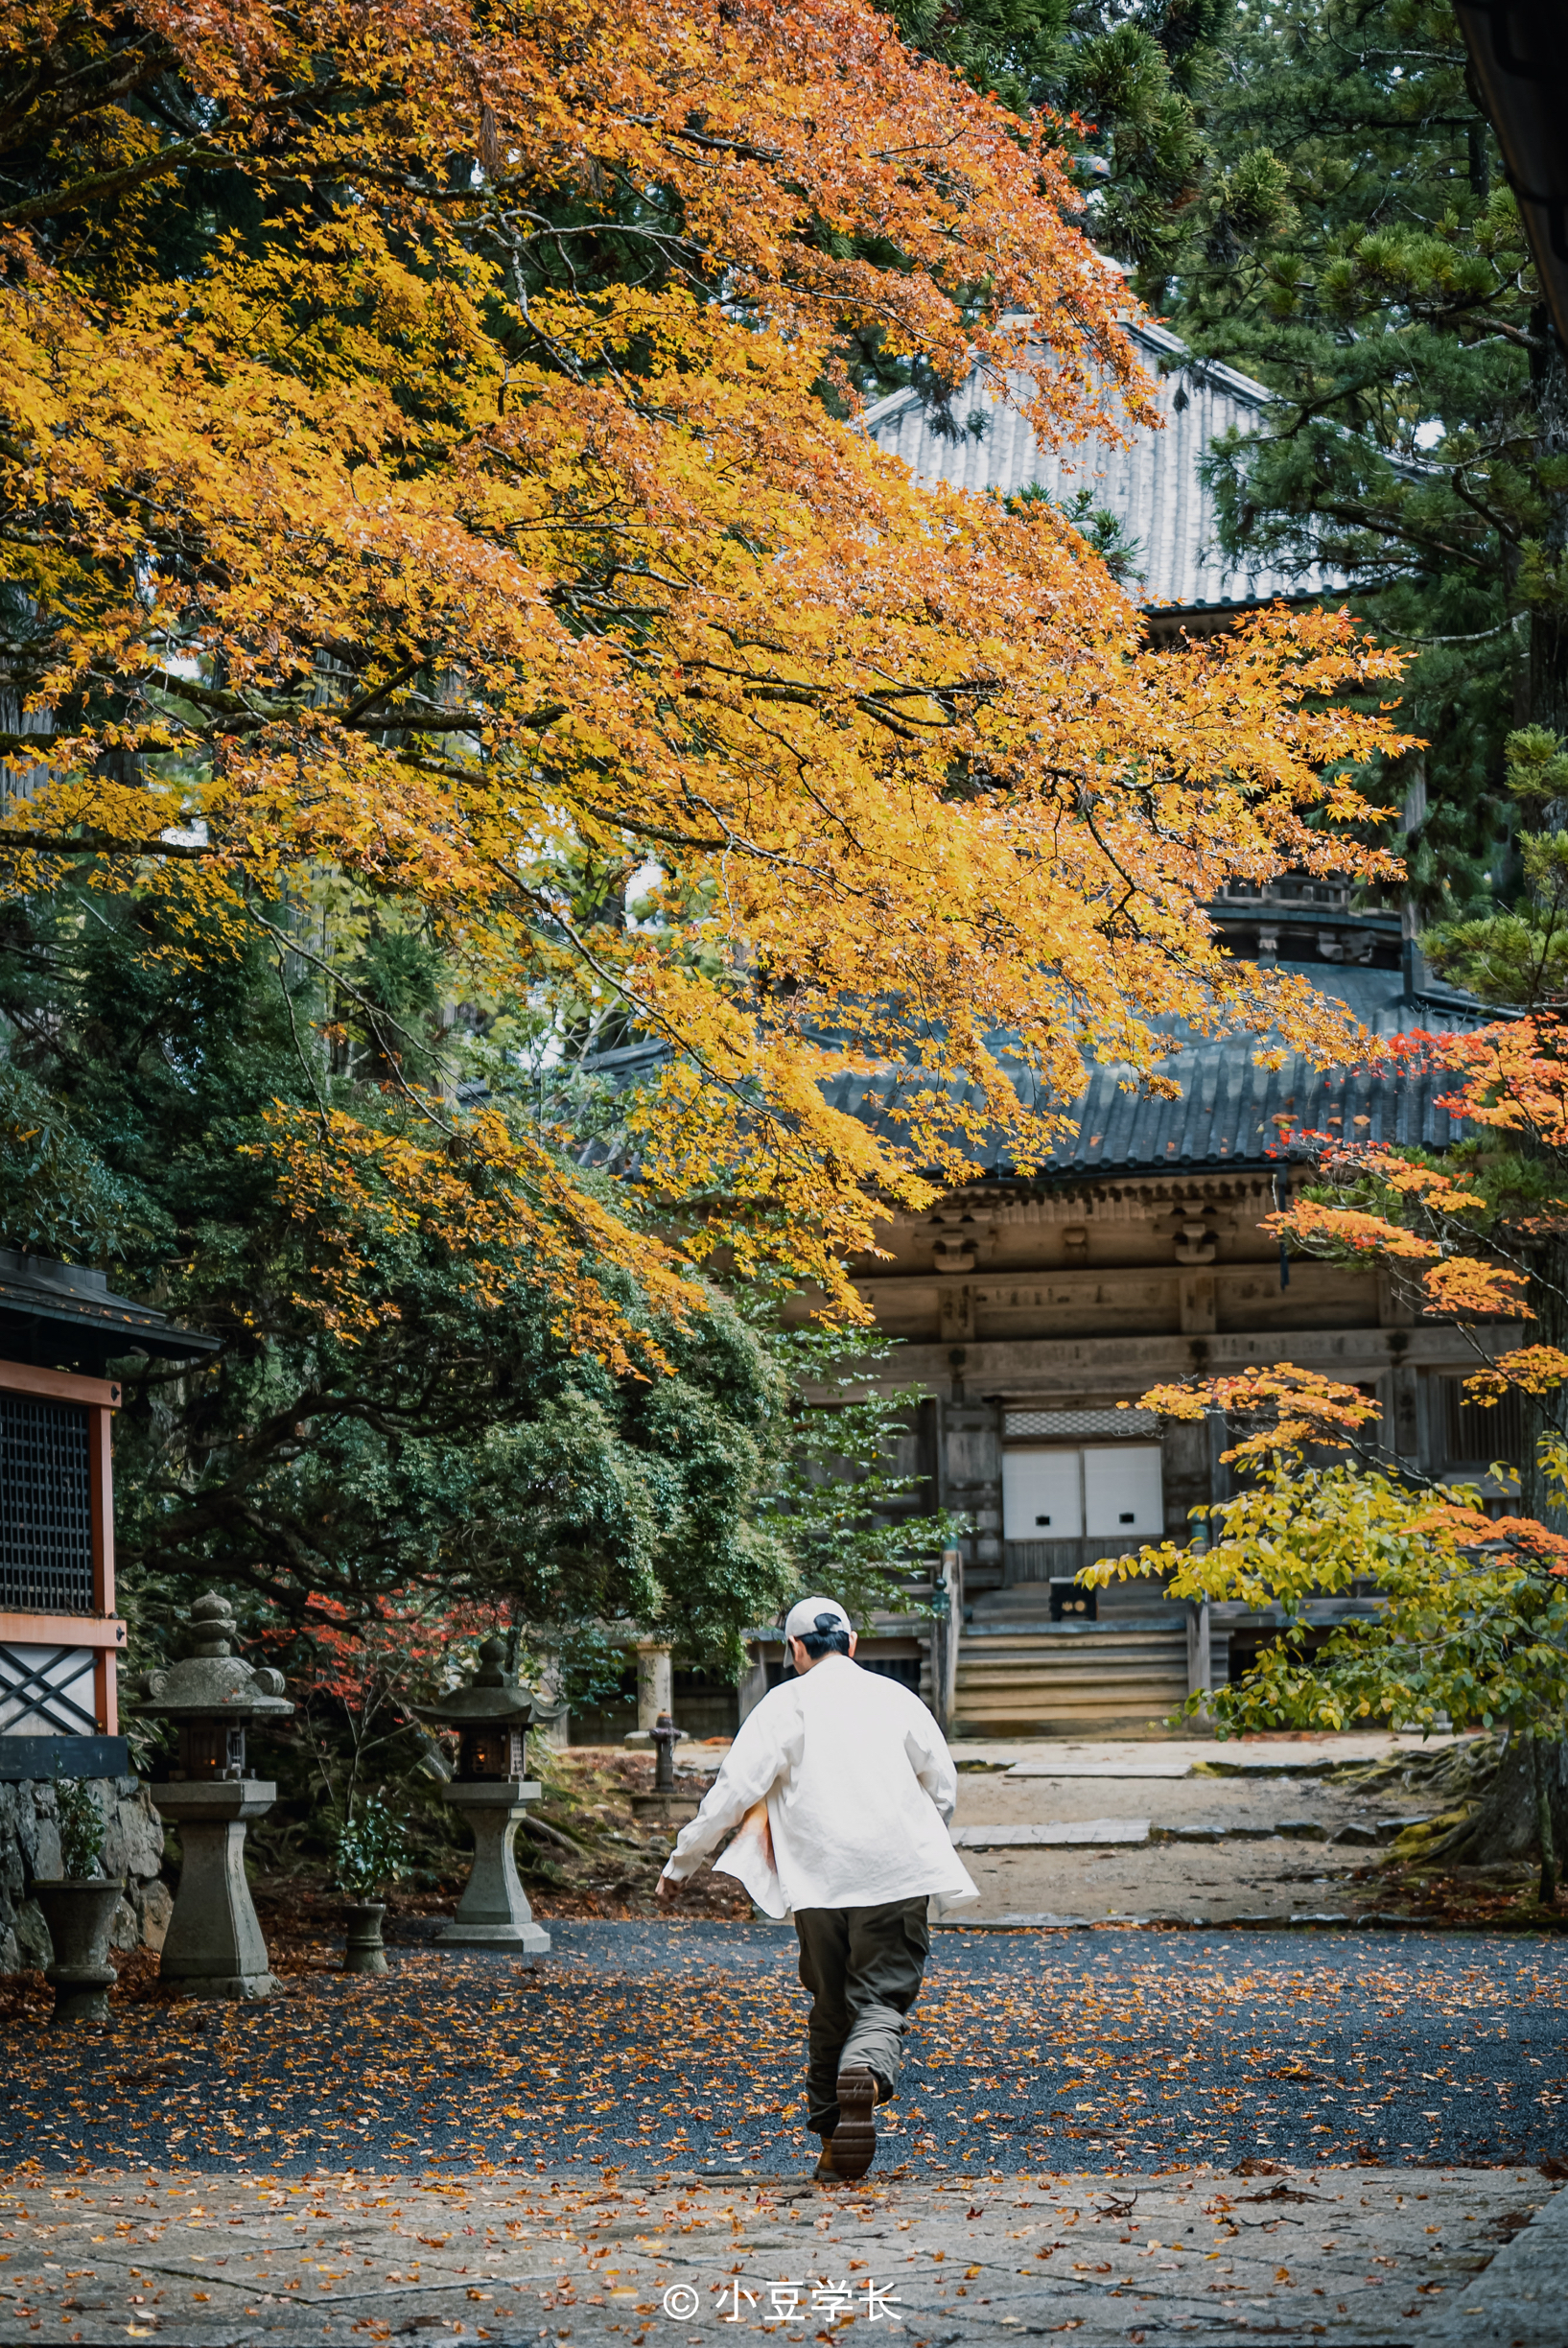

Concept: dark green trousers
[[794, 1898, 931, 2138]]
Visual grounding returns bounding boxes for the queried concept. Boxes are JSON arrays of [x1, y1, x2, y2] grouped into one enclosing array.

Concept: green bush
[[334, 1793, 409, 1900], [55, 1780, 106, 1879]]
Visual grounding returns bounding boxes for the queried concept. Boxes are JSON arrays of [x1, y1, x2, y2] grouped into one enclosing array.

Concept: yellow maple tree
[[2, 0, 1414, 1333]]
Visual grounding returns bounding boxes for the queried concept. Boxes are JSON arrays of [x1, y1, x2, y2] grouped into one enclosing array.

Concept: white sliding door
[[1082, 1444, 1164, 1538], [1001, 1448, 1084, 1539]]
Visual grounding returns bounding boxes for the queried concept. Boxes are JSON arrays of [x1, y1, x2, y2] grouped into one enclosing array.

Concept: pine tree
[[883, 0, 1229, 295], [1168, 0, 1567, 918]]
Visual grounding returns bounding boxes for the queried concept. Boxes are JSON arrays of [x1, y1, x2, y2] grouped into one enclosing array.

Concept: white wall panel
[[1083, 1444, 1164, 1538], [1002, 1449, 1084, 1539]]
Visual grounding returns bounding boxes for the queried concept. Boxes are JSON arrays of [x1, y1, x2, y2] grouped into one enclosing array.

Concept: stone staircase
[[952, 1583, 1190, 1738]]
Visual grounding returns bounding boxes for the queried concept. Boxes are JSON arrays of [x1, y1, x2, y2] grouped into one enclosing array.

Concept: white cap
[[784, 1595, 852, 1643]]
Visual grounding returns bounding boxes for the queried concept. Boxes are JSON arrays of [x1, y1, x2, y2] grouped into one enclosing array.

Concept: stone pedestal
[[153, 1779, 280, 1999], [437, 1780, 550, 1954], [531, 1646, 571, 1752]]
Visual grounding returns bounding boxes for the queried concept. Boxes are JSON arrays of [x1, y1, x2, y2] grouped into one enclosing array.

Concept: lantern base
[[437, 1779, 551, 1956], [152, 1778, 282, 2001], [167, 1972, 282, 2001], [436, 1919, 553, 1953]]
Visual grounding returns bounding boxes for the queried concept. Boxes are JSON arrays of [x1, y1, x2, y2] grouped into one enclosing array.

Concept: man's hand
[[656, 1869, 684, 1904]]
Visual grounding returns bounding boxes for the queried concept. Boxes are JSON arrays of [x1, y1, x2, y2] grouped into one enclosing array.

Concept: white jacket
[[661, 1654, 978, 1917]]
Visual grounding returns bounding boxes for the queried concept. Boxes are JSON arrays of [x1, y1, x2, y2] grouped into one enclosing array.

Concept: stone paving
[[0, 2161, 1562, 2345]]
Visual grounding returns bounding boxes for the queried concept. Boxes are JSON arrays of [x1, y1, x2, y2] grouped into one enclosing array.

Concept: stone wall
[[0, 1777, 172, 1974]]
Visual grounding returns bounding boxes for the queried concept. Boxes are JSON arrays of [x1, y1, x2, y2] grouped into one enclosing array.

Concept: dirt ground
[[945, 1732, 1469, 1925]]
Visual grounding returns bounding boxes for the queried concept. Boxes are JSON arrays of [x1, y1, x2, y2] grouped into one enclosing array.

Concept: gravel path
[[1, 1924, 1562, 2177]]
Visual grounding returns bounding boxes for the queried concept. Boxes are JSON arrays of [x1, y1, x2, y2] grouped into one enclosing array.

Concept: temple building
[[859, 310, 1342, 627], [571, 316, 1509, 1746], [800, 916, 1507, 1739], [795, 317, 1500, 1736]]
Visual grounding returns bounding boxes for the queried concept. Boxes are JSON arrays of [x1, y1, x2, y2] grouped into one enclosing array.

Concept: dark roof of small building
[[818, 1035, 1462, 1185], [0, 1251, 220, 1377], [532, 951, 1495, 1191]]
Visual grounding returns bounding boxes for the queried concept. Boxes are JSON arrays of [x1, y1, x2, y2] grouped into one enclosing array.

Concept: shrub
[[55, 1780, 106, 1879], [334, 1794, 409, 1900]]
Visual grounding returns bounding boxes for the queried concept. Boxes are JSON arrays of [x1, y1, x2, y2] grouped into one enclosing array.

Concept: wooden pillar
[[88, 1393, 117, 1734], [1185, 1597, 1213, 1705]]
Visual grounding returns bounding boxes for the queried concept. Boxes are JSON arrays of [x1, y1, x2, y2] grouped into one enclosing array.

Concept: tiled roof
[[817, 1036, 1463, 1181], [811, 963, 1491, 1182], [860, 318, 1346, 613], [536, 966, 1494, 1186]]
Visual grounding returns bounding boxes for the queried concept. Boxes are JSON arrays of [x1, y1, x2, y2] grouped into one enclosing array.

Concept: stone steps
[[952, 1624, 1190, 1738]]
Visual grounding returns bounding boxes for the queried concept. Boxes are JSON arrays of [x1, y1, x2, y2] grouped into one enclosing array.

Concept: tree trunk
[[1430, 1731, 1568, 1901], [1528, 314, 1568, 744], [1535, 1740, 1558, 1904], [1516, 1223, 1568, 1533]]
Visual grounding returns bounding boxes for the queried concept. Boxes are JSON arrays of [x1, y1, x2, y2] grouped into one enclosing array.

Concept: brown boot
[[813, 2138, 838, 2181], [831, 2067, 877, 2180]]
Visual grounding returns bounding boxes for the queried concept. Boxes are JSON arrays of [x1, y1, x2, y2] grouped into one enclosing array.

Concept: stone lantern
[[412, 1638, 550, 1956], [631, 1712, 699, 1824], [130, 1591, 293, 2000]]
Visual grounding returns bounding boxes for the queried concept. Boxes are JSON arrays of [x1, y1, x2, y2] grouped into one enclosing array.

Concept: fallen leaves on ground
[[0, 1936, 1562, 2178]]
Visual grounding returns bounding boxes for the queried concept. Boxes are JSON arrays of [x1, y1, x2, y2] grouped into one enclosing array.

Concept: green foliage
[[1423, 731, 1568, 1005], [1165, 0, 1567, 908], [0, 880, 791, 1663], [54, 1780, 106, 1881], [334, 1793, 410, 1900], [547, 1622, 644, 1716], [1, 875, 945, 1702], [1504, 728, 1568, 807], [0, 1062, 161, 1262], [757, 1331, 966, 1629], [1085, 1454, 1568, 1745]]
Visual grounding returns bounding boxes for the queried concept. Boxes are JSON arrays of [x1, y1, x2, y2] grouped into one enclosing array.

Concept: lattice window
[[1443, 1377, 1527, 1472], [1003, 1408, 1159, 1439], [0, 1393, 94, 1613]]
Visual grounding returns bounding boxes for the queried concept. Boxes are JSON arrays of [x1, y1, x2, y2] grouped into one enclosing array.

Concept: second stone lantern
[[413, 1638, 550, 1956], [130, 1591, 293, 2000]]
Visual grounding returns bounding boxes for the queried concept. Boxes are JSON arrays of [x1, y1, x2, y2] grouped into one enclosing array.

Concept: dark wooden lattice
[[0, 1393, 94, 1614]]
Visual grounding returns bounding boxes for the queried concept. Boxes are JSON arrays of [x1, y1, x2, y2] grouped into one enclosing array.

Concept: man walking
[[658, 1597, 975, 2178]]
